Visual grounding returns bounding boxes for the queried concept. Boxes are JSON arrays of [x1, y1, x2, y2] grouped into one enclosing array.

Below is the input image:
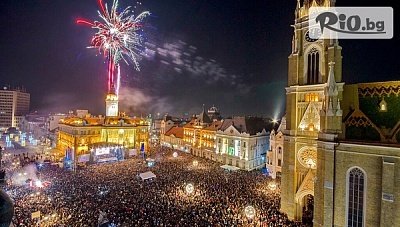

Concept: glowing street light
[[244, 205, 256, 219], [193, 160, 198, 166], [268, 183, 277, 191], [173, 152, 178, 158], [186, 183, 194, 194], [35, 181, 43, 188]]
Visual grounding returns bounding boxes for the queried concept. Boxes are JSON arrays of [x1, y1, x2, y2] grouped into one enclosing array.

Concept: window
[[347, 167, 365, 227], [305, 93, 319, 102], [278, 159, 282, 166], [244, 142, 246, 148], [307, 47, 320, 84], [278, 146, 282, 154], [379, 97, 387, 112]]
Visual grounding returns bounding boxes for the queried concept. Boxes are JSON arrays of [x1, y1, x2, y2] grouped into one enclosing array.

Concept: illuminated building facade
[[200, 120, 222, 160], [161, 126, 185, 151], [280, 1, 400, 226], [57, 112, 149, 167], [0, 87, 30, 130], [183, 106, 213, 156], [215, 116, 269, 171], [266, 116, 286, 179], [180, 106, 271, 171], [105, 93, 118, 117]]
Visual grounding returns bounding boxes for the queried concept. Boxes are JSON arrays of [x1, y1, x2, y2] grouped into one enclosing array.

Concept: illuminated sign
[[95, 147, 110, 156]]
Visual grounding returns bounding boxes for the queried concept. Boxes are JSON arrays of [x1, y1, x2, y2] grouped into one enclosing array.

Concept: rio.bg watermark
[[308, 7, 393, 39]]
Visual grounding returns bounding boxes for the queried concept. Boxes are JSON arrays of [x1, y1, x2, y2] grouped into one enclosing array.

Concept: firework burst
[[77, 0, 150, 96]]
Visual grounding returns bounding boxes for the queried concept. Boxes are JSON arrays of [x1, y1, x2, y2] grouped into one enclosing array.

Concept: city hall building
[[57, 92, 149, 168]]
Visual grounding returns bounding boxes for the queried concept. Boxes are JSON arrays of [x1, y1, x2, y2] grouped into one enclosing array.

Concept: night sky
[[0, 0, 398, 119]]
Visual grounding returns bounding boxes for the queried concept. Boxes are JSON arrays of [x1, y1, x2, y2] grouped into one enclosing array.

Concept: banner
[[98, 157, 118, 163], [78, 154, 90, 163], [95, 147, 110, 156]]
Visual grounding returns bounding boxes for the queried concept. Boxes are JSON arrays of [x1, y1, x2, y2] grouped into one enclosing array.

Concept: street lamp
[[268, 182, 277, 191], [244, 205, 256, 219], [186, 183, 194, 194], [193, 160, 198, 166]]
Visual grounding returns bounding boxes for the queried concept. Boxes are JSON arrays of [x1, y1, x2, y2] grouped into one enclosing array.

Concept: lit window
[[379, 97, 387, 112], [305, 93, 319, 102]]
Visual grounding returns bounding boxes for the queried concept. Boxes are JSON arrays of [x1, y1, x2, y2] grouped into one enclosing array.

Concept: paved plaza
[[3, 148, 311, 227]]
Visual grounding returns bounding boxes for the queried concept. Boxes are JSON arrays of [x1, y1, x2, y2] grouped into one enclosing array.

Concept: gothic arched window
[[307, 47, 320, 84], [347, 167, 366, 227]]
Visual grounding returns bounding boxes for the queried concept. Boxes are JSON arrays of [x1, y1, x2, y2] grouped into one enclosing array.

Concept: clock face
[[305, 28, 321, 42]]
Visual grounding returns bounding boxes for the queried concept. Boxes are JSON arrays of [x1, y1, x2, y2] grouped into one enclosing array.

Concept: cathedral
[[279, 0, 400, 226]]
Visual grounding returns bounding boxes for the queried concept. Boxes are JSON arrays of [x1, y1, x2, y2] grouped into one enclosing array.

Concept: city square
[[3, 148, 308, 227], [0, 0, 399, 226]]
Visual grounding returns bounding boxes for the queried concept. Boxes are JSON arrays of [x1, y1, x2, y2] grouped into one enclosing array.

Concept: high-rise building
[[0, 86, 30, 130], [280, 1, 400, 226]]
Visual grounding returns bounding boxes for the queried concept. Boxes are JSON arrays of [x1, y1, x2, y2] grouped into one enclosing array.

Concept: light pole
[[0, 146, 5, 185], [0, 146, 3, 169]]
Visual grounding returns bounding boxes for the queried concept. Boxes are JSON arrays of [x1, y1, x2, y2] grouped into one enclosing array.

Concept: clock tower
[[105, 84, 119, 117], [280, 0, 344, 224]]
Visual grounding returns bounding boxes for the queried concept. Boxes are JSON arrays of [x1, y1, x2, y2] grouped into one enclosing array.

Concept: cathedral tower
[[280, 0, 343, 222]]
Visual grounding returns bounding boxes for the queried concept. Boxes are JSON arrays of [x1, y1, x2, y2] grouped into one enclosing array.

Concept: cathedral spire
[[336, 98, 342, 116], [310, 0, 319, 8], [295, 0, 301, 18], [327, 97, 334, 116], [326, 62, 338, 96]]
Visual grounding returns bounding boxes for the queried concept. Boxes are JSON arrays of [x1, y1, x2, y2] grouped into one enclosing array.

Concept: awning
[[220, 164, 240, 171], [139, 171, 156, 180]]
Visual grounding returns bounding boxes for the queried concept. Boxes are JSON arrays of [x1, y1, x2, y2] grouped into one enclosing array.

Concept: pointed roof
[[299, 102, 320, 130], [197, 104, 212, 124], [295, 169, 316, 201], [326, 62, 338, 96], [277, 115, 287, 132]]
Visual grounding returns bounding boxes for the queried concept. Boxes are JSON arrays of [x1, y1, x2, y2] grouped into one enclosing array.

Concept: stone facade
[[266, 123, 285, 178], [280, 1, 400, 226]]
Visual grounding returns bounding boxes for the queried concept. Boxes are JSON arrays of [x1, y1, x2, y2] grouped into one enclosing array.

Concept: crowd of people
[[2, 147, 312, 227]]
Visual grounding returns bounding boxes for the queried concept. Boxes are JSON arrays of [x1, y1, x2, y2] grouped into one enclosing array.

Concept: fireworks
[[77, 0, 150, 96]]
